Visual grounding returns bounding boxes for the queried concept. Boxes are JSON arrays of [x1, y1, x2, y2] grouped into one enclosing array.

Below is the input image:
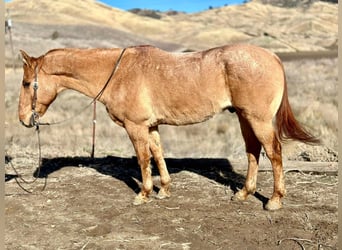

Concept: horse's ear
[[20, 50, 32, 66]]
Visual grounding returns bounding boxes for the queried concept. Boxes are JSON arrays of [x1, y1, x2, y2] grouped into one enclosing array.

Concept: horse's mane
[[44, 48, 77, 57]]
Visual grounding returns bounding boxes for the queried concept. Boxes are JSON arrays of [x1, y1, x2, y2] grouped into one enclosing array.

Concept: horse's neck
[[44, 49, 120, 99]]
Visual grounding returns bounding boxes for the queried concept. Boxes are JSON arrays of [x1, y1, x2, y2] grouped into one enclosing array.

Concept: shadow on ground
[[5, 155, 269, 205]]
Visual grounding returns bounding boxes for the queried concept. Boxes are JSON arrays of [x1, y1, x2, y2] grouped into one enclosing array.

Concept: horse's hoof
[[156, 188, 171, 200], [231, 189, 248, 202], [133, 193, 150, 206], [264, 199, 282, 211]]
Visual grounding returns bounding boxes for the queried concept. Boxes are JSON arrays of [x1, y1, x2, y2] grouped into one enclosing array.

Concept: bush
[[51, 31, 59, 40], [128, 8, 162, 19]]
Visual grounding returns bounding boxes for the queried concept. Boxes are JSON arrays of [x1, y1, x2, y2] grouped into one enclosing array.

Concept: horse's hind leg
[[125, 121, 153, 205], [149, 126, 171, 199], [233, 114, 262, 201], [249, 118, 285, 210]]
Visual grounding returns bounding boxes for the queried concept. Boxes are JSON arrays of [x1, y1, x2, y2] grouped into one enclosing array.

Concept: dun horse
[[18, 44, 318, 210]]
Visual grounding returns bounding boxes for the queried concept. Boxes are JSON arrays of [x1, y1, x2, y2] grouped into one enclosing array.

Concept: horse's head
[[18, 50, 58, 128]]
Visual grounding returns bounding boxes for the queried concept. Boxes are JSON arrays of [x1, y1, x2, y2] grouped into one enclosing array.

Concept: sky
[[99, 0, 246, 13]]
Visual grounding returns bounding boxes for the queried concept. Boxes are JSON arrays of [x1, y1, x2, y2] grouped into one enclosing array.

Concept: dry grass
[[282, 58, 338, 161]]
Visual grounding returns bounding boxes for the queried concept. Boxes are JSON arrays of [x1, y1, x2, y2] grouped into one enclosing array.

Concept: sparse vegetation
[[165, 10, 182, 16], [128, 8, 162, 19], [257, 0, 337, 8], [51, 30, 59, 40]]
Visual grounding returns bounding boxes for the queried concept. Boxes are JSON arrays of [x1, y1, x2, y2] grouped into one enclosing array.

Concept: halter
[[31, 66, 40, 128]]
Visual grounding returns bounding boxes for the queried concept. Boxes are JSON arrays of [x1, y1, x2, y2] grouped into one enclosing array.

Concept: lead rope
[[7, 124, 46, 193], [7, 48, 126, 193], [91, 101, 96, 158]]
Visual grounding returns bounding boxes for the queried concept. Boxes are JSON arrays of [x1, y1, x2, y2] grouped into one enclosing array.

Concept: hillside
[[5, 0, 337, 64], [6, 0, 132, 29], [124, 0, 338, 51]]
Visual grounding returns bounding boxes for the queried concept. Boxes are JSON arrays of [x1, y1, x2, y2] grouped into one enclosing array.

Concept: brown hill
[[163, 0, 338, 51], [5, 0, 337, 59], [6, 0, 132, 29]]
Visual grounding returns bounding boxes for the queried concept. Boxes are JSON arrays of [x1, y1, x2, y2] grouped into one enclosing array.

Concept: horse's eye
[[22, 81, 30, 88]]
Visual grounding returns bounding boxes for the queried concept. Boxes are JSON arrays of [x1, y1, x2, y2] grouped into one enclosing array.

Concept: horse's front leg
[[125, 121, 153, 205], [149, 126, 171, 199]]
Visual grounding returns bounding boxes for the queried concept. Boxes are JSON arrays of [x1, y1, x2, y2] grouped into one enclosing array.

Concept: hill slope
[[5, 0, 337, 57]]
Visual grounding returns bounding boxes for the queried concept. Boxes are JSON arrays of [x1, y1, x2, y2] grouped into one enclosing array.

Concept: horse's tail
[[275, 76, 320, 145]]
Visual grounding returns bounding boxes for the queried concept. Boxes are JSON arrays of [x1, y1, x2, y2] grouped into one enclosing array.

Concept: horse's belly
[[157, 99, 229, 126], [162, 111, 215, 125]]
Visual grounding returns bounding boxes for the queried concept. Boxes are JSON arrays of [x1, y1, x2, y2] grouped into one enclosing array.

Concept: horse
[[18, 44, 319, 210]]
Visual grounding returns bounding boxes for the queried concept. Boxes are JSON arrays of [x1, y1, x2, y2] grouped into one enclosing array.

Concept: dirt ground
[[5, 154, 338, 249], [5, 55, 338, 249]]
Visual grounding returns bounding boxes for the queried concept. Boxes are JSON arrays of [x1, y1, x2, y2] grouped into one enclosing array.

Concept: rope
[[6, 124, 46, 193], [91, 101, 97, 158]]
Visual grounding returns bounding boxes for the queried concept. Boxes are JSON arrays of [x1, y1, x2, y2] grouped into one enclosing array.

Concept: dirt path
[[5, 155, 338, 249]]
